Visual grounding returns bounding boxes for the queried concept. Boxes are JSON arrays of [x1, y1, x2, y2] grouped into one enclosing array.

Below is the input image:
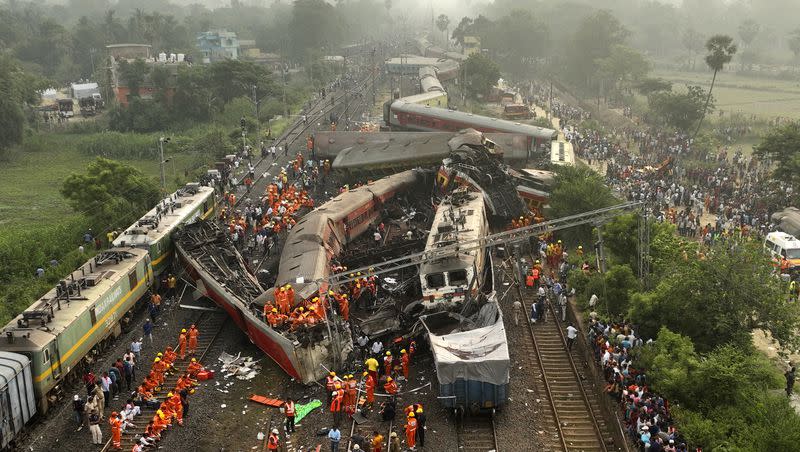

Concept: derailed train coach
[[418, 191, 509, 414]]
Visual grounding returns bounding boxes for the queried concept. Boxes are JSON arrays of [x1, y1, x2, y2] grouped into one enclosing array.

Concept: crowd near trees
[[550, 164, 800, 449]]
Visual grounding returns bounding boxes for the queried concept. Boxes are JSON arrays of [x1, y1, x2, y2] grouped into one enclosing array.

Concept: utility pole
[[252, 84, 259, 140], [158, 137, 170, 194], [548, 80, 553, 122]]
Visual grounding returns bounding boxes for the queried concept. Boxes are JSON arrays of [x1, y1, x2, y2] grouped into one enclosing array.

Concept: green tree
[[648, 85, 711, 130], [289, 0, 343, 60], [549, 165, 617, 245], [60, 158, 160, 230], [463, 52, 500, 99], [0, 54, 44, 151], [681, 27, 705, 70], [693, 35, 737, 138], [566, 10, 629, 93], [436, 14, 450, 49], [788, 29, 800, 67], [596, 44, 651, 98], [754, 121, 800, 190], [117, 58, 150, 99], [491, 11, 550, 76], [636, 77, 672, 96], [629, 241, 800, 352], [451, 16, 473, 48], [737, 19, 760, 48]]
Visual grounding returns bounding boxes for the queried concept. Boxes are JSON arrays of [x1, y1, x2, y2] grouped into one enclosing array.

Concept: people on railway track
[[178, 328, 188, 359], [405, 411, 417, 450], [389, 431, 401, 452], [328, 426, 342, 452], [267, 428, 280, 450], [283, 397, 296, 434], [566, 323, 578, 350], [88, 409, 103, 445], [188, 324, 199, 355]]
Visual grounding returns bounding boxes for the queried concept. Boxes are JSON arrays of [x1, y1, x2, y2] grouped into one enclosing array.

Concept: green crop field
[[653, 69, 800, 119], [0, 142, 202, 230]]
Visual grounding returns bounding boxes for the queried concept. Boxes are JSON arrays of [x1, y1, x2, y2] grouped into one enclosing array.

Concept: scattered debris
[[219, 351, 261, 380]]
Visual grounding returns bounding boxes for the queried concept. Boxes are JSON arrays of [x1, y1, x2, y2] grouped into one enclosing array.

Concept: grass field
[[0, 144, 204, 230], [653, 69, 800, 119]]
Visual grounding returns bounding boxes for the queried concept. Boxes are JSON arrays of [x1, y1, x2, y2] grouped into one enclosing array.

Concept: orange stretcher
[[249, 395, 284, 407]]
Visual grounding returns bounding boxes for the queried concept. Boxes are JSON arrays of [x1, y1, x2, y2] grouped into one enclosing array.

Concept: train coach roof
[[391, 101, 558, 140], [427, 308, 510, 386], [332, 139, 450, 169], [113, 185, 214, 249], [0, 248, 150, 346]]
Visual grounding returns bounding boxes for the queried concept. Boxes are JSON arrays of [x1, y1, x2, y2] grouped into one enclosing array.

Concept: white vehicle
[[763, 231, 800, 268]]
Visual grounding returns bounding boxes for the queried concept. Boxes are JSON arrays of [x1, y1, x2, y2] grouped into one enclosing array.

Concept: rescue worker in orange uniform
[[371, 430, 384, 452], [383, 376, 398, 395], [188, 325, 199, 355], [330, 388, 344, 426], [338, 293, 350, 321], [178, 329, 187, 359], [400, 349, 410, 380], [364, 371, 376, 407], [187, 358, 203, 378], [326, 371, 338, 406], [285, 284, 295, 309], [383, 351, 393, 376], [109, 412, 123, 449], [405, 411, 418, 449], [267, 428, 280, 450], [284, 397, 296, 434], [167, 392, 183, 426], [345, 375, 358, 417]]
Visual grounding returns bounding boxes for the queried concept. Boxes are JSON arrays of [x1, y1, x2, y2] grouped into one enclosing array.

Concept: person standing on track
[[405, 411, 417, 450], [267, 428, 280, 451], [284, 397, 296, 434], [414, 407, 426, 448], [566, 322, 579, 351], [328, 426, 341, 452], [188, 325, 199, 355], [88, 409, 103, 445], [513, 299, 522, 326], [178, 329, 188, 359]]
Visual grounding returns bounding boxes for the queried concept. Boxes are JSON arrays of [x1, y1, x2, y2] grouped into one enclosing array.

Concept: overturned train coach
[[223, 170, 429, 383], [385, 100, 557, 152]]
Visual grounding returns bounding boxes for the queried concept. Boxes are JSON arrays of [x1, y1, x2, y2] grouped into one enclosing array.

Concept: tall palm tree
[[436, 14, 450, 49], [693, 34, 737, 139]]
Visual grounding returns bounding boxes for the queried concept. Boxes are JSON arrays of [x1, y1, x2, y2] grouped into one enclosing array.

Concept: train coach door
[[45, 341, 62, 380]]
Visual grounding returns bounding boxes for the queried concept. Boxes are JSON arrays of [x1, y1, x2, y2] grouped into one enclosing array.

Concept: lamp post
[[158, 137, 171, 194]]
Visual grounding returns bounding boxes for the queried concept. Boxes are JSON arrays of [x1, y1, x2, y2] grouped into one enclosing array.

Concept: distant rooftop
[[106, 43, 152, 48]]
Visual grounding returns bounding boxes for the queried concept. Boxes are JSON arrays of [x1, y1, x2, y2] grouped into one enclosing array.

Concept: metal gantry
[[324, 201, 644, 286]]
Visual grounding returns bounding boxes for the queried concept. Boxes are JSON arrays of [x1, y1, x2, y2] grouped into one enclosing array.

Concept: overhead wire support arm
[[323, 201, 644, 286]]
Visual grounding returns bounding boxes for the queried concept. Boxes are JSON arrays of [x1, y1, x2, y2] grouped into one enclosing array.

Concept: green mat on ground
[[295, 399, 322, 423]]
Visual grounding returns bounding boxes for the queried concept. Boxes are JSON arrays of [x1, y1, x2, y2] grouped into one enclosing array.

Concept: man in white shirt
[[566, 322, 579, 350]]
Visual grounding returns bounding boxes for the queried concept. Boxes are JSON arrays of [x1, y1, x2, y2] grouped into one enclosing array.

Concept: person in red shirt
[[400, 349, 410, 380]]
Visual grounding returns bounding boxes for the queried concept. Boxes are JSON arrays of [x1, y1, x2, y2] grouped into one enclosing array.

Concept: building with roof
[[106, 44, 152, 60], [462, 36, 480, 56], [197, 30, 240, 63]]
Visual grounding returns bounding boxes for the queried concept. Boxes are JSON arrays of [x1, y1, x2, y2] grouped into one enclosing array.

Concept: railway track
[[456, 414, 498, 452], [507, 250, 613, 452], [100, 311, 226, 452], [345, 391, 394, 452], [234, 67, 380, 202]]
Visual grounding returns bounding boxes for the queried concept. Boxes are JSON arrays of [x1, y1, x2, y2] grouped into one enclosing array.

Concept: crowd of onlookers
[[588, 319, 689, 452]]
